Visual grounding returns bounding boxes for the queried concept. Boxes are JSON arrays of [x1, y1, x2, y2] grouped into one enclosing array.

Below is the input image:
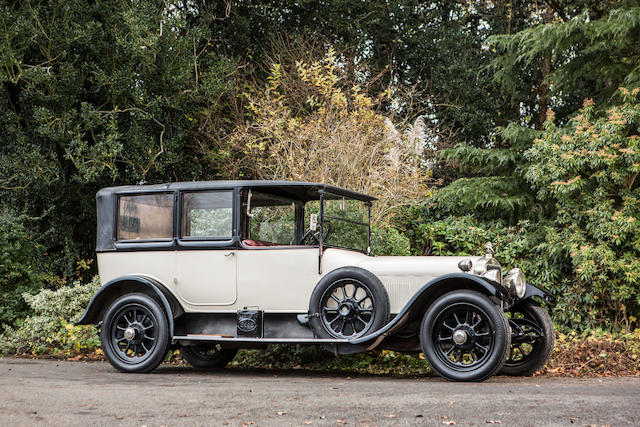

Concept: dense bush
[[0, 277, 101, 356], [396, 89, 640, 332], [0, 210, 53, 327]]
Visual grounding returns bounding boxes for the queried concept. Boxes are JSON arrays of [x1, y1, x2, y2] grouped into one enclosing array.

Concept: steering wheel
[[302, 221, 333, 245]]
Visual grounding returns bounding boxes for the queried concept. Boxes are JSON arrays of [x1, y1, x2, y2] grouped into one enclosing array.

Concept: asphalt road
[[0, 358, 638, 426]]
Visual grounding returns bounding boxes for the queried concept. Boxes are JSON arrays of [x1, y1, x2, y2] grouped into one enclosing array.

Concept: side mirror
[[309, 213, 318, 231]]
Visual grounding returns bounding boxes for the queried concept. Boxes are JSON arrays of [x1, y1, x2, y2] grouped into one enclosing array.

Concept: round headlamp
[[505, 268, 526, 298]]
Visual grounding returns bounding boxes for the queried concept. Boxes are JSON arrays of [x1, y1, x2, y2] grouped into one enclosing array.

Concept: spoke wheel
[[308, 267, 390, 354], [110, 304, 159, 363], [500, 302, 555, 376], [320, 278, 375, 339], [100, 293, 170, 373], [432, 302, 495, 370], [420, 290, 510, 382]]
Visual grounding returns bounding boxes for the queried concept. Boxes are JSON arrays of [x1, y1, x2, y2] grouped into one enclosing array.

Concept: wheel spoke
[[474, 342, 488, 353], [442, 321, 455, 331], [453, 312, 461, 326], [350, 320, 359, 335], [330, 294, 341, 304], [356, 315, 370, 325], [438, 335, 453, 343]]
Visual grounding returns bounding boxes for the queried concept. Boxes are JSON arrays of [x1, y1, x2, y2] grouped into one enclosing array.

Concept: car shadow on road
[[152, 364, 440, 381]]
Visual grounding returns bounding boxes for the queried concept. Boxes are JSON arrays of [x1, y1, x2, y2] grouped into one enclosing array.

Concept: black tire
[[309, 267, 390, 347], [500, 301, 555, 376], [420, 290, 510, 382], [100, 293, 170, 373], [180, 344, 238, 369]]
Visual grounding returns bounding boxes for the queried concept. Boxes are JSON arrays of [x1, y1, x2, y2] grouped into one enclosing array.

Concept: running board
[[173, 334, 349, 344]]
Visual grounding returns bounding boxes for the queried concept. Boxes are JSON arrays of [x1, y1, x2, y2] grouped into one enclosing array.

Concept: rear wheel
[[420, 290, 510, 382], [500, 301, 554, 376], [100, 293, 170, 373], [180, 344, 237, 369]]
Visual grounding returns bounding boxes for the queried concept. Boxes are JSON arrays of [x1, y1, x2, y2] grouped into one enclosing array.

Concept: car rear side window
[[182, 191, 233, 239], [117, 193, 174, 241]]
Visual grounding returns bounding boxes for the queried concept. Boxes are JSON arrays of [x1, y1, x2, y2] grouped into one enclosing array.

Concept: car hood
[[322, 248, 481, 282]]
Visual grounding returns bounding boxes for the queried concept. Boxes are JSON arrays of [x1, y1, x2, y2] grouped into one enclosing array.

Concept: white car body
[[97, 248, 480, 314]]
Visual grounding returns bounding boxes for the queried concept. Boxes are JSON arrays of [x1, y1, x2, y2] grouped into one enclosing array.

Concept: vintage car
[[78, 180, 555, 381]]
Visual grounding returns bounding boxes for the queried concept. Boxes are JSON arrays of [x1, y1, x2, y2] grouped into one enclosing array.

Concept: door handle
[[225, 252, 235, 257]]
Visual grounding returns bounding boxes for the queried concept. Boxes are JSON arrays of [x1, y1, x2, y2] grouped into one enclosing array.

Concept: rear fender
[[76, 275, 183, 338]]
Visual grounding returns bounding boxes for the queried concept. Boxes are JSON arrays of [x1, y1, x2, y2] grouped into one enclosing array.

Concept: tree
[[0, 0, 234, 280]]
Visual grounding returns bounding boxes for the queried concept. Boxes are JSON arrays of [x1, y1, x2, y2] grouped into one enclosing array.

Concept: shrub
[[0, 277, 101, 356], [525, 90, 640, 331]]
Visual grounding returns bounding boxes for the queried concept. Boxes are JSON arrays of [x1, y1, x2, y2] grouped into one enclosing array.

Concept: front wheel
[[500, 301, 554, 376], [420, 290, 510, 382], [100, 293, 170, 373]]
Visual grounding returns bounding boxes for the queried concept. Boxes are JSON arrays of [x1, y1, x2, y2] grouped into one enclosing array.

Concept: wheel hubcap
[[452, 329, 468, 345], [124, 327, 137, 341]]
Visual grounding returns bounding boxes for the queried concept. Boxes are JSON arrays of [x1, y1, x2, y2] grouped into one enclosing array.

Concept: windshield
[[305, 193, 370, 253]]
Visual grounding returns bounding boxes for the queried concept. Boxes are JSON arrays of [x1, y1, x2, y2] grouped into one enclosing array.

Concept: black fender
[[76, 275, 183, 338], [349, 273, 507, 348], [508, 282, 555, 310]]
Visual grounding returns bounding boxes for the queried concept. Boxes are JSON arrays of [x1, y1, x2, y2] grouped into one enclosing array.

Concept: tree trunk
[[535, 7, 555, 130]]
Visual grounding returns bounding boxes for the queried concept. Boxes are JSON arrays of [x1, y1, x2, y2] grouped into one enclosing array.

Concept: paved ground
[[0, 358, 638, 426]]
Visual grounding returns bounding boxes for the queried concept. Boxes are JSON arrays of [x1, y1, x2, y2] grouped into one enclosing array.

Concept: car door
[[175, 190, 237, 307], [235, 191, 319, 311]]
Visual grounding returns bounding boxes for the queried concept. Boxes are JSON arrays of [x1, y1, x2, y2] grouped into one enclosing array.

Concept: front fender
[[76, 275, 181, 338], [349, 273, 508, 347], [521, 282, 555, 305]]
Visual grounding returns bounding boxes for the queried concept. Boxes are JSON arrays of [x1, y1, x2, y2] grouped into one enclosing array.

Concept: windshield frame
[[318, 189, 372, 255]]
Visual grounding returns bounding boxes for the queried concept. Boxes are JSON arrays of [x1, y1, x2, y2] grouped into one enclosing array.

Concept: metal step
[[173, 334, 349, 344]]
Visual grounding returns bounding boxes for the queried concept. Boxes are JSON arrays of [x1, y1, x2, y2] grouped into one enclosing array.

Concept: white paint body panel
[[97, 248, 480, 314]]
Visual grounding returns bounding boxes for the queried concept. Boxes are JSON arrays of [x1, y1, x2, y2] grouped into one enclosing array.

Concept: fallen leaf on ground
[[276, 411, 287, 415], [443, 421, 456, 425]]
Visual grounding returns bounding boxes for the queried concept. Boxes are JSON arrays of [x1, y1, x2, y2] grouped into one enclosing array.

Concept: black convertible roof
[[97, 180, 377, 202], [95, 181, 375, 252]]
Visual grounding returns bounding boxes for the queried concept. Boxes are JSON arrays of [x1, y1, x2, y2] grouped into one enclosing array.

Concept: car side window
[[182, 191, 233, 239], [117, 193, 173, 241]]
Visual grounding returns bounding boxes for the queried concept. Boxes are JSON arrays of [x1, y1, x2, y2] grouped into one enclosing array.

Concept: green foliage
[[525, 90, 640, 330], [371, 226, 411, 256], [489, 3, 640, 112], [0, 277, 101, 356], [0, 209, 51, 327]]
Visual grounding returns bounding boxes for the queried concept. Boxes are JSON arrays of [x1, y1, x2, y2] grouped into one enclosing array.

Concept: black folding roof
[[97, 180, 377, 202]]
